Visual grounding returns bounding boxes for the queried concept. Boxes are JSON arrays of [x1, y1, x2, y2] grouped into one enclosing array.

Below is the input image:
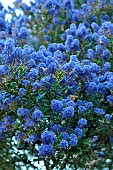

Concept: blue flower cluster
[[38, 130, 56, 157], [0, 0, 113, 169]]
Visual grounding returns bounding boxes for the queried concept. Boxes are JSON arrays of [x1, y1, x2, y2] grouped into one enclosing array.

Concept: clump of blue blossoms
[[59, 139, 69, 150], [78, 118, 87, 128], [32, 109, 43, 121], [51, 99, 63, 112], [0, 0, 113, 169], [17, 108, 30, 119], [38, 144, 55, 158], [41, 130, 56, 145], [61, 106, 74, 118]]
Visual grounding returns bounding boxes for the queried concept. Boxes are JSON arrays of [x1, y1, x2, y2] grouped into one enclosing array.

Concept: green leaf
[[36, 92, 46, 102], [82, 138, 91, 145], [82, 128, 88, 136], [55, 134, 62, 146]]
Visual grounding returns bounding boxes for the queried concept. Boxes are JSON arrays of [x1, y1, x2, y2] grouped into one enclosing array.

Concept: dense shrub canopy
[[0, 0, 113, 169]]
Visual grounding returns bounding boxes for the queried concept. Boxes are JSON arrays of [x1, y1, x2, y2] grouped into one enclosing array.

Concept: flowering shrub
[[0, 0, 113, 169]]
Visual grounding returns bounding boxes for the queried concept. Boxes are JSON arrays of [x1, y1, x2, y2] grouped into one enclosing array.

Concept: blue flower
[[95, 44, 103, 55], [65, 35, 73, 48], [0, 17, 5, 31], [27, 134, 39, 143], [0, 2, 3, 10], [78, 106, 86, 114], [70, 55, 79, 62], [57, 44, 66, 52], [91, 22, 100, 32], [61, 106, 74, 119], [17, 108, 30, 118], [85, 102, 93, 109], [22, 80, 30, 87], [38, 62, 47, 74], [59, 140, 68, 149], [103, 62, 111, 71], [0, 65, 9, 76], [66, 100, 76, 108], [107, 82, 113, 91], [23, 119, 36, 130], [40, 76, 56, 88], [69, 134, 78, 147], [50, 124, 62, 133], [43, 0, 53, 9], [98, 152, 104, 157], [15, 132, 26, 142], [27, 68, 38, 82], [38, 144, 54, 158], [51, 99, 63, 112], [32, 109, 43, 121], [102, 49, 110, 61], [53, 17, 61, 25], [90, 63, 99, 73], [42, 28, 48, 34], [41, 130, 56, 145], [32, 82, 41, 92], [62, 61, 75, 72], [99, 35, 110, 47], [104, 114, 112, 121], [12, 47, 22, 62], [98, 82, 107, 94], [78, 118, 87, 128], [92, 136, 98, 141], [76, 28, 83, 39], [74, 127, 82, 138], [27, 59, 36, 69], [71, 39, 80, 51], [18, 88, 26, 96], [102, 14, 109, 21], [87, 82, 98, 93], [47, 62, 58, 74], [45, 35, 51, 41], [62, 132, 69, 140], [94, 108, 105, 115], [3, 38, 15, 53], [12, 28, 18, 38], [54, 50, 63, 63], [0, 39, 5, 52], [92, 33, 99, 42], [63, 0, 74, 10], [48, 43, 57, 53], [84, 33, 92, 42], [107, 95, 113, 104], [18, 27, 28, 40], [0, 116, 15, 133]]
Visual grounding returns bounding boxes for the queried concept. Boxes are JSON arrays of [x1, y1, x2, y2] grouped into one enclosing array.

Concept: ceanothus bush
[[0, 0, 113, 170]]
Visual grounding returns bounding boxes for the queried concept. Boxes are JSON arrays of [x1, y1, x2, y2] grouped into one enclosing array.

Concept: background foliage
[[0, 0, 113, 169]]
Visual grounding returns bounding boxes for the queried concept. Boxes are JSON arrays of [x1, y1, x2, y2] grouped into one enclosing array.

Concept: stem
[[60, 154, 69, 170], [44, 158, 51, 170]]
